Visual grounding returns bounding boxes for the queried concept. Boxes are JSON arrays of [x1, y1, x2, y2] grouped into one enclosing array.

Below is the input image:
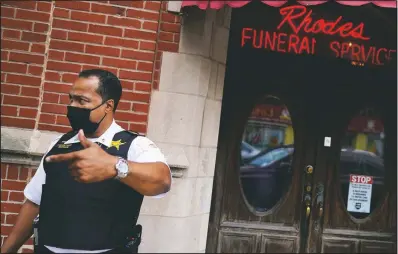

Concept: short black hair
[[79, 69, 122, 112]]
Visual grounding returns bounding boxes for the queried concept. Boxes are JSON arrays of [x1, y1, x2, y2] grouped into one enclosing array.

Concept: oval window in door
[[240, 96, 294, 214], [340, 108, 385, 219]]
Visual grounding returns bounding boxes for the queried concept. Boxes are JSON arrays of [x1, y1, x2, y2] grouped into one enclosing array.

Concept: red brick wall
[[1, 163, 36, 253], [1, 0, 181, 134]]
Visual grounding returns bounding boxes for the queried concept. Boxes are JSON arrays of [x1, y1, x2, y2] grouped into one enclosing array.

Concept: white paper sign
[[347, 174, 373, 213]]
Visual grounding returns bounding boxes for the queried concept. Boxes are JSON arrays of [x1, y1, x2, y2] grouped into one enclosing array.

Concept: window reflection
[[240, 96, 294, 213], [340, 108, 385, 219]]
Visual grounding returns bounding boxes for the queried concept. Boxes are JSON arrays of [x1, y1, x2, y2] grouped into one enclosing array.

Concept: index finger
[[46, 151, 80, 163]]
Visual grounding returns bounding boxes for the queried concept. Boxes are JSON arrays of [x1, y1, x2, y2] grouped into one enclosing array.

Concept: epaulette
[[59, 130, 79, 142], [126, 130, 145, 137]]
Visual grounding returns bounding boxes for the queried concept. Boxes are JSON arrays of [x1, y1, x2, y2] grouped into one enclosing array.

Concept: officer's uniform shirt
[[24, 120, 171, 253]]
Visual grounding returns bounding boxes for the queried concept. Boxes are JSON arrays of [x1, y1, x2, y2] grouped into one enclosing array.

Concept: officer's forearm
[[119, 161, 171, 196], [1, 199, 39, 253]]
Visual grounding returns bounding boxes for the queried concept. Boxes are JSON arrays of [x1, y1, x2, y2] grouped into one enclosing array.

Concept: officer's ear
[[105, 99, 114, 113]]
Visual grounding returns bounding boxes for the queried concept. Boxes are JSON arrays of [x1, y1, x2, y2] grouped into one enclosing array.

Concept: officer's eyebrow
[[69, 93, 91, 101]]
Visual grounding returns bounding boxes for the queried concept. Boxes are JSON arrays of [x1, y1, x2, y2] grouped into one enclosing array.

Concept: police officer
[[1, 69, 172, 253]]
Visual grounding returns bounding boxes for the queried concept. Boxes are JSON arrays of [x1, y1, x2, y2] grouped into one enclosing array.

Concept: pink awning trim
[[181, 0, 397, 9]]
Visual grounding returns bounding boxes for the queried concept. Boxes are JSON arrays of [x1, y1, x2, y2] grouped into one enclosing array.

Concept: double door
[[206, 58, 396, 253]]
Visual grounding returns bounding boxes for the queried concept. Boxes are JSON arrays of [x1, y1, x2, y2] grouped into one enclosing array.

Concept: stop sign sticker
[[347, 174, 373, 213]]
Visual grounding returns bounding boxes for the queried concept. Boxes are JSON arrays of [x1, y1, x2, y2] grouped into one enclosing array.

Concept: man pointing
[[1, 69, 171, 253]]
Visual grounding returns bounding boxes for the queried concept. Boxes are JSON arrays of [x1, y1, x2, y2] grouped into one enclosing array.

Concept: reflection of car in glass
[[240, 146, 385, 214], [241, 141, 261, 164]]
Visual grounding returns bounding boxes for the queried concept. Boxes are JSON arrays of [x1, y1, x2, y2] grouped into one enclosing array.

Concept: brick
[[119, 70, 152, 82], [16, 9, 50, 23], [1, 191, 8, 201], [53, 8, 70, 18], [2, 1, 36, 10], [27, 65, 43, 76], [135, 82, 151, 92], [1, 62, 28, 73], [9, 52, 45, 65], [3, 95, 39, 107], [50, 40, 84, 52], [53, 19, 88, 32], [129, 123, 147, 133], [51, 29, 68, 40], [5, 214, 18, 225], [91, 3, 125, 15], [1, 50, 9, 60], [2, 39, 29, 51], [124, 29, 157, 41], [123, 91, 151, 102], [1, 225, 13, 235], [42, 92, 60, 103], [21, 87, 40, 97], [142, 21, 158, 31], [1, 7, 15, 18], [174, 33, 180, 43], [159, 31, 174, 42], [112, 1, 144, 8], [65, 52, 100, 65], [55, 1, 91, 11], [104, 37, 139, 49], [19, 168, 30, 181], [160, 23, 180, 33], [62, 73, 77, 83], [85, 45, 120, 57], [33, 23, 49, 33], [121, 49, 154, 61], [116, 112, 147, 122], [47, 61, 82, 73], [1, 73, 6, 82], [116, 121, 129, 130], [68, 31, 103, 44], [107, 16, 141, 29], [37, 2, 52, 12], [121, 80, 135, 90], [38, 124, 71, 133], [30, 44, 46, 54], [6, 74, 42, 86], [48, 50, 65, 61], [1, 180, 26, 191], [56, 115, 69, 126], [71, 10, 106, 23], [1, 17, 33, 31], [1, 83, 20, 94], [127, 9, 159, 21], [102, 57, 137, 69], [161, 12, 177, 23], [21, 248, 34, 253], [117, 101, 131, 111], [59, 94, 70, 105], [158, 41, 178, 52], [40, 103, 67, 114], [45, 71, 62, 82], [1, 105, 18, 116], [1, 213, 5, 224], [21, 32, 47, 43], [7, 167, 19, 180], [19, 108, 37, 118], [8, 192, 25, 203], [137, 62, 153, 72], [1, 116, 36, 129], [88, 24, 123, 36], [132, 103, 149, 113], [145, 1, 161, 11], [139, 41, 156, 51], [43, 82, 71, 94], [39, 113, 56, 124], [2, 29, 21, 39]]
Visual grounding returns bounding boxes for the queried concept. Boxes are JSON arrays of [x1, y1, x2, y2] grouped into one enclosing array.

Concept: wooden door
[[305, 65, 397, 253]]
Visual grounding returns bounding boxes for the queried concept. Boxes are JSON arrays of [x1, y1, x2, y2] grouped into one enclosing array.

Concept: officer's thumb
[[78, 129, 94, 148]]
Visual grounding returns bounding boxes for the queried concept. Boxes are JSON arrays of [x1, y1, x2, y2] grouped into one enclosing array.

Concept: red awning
[[181, 0, 397, 9]]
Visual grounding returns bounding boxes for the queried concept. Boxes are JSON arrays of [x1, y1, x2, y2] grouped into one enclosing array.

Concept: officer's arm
[[1, 200, 39, 253], [119, 161, 171, 196]]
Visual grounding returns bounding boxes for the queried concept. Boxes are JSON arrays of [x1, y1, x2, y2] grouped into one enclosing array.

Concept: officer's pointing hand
[[46, 130, 118, 183]]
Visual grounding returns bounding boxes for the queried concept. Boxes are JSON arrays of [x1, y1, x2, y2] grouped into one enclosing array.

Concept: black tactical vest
[[38, 130, 143, 250]]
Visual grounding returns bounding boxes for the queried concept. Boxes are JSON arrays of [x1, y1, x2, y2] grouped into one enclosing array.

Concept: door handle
[[304, 193, 312, 219], [314, 183, 324, 232]]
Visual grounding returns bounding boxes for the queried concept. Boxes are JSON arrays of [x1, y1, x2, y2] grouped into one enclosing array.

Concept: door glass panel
[[340, 108, 385, 219], [240, 96, 294, 214]]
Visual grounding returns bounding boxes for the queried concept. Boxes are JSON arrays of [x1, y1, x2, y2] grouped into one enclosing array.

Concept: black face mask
[[67, 103, 107, 134]]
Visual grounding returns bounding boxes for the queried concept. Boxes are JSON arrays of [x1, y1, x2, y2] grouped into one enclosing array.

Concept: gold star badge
[[108, 139, 126, 150]]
